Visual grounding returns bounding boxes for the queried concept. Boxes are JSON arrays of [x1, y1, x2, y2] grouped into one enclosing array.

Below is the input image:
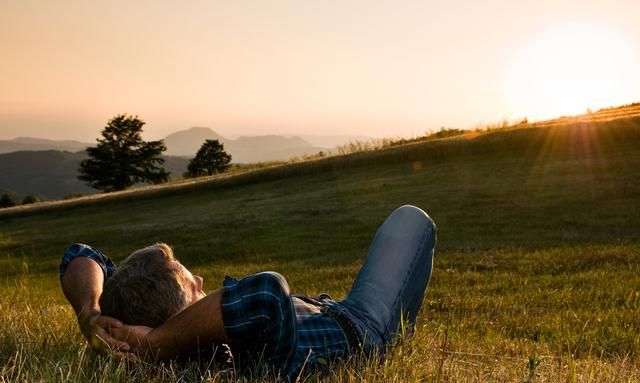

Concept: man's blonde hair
[[99, 243, 191, 327]]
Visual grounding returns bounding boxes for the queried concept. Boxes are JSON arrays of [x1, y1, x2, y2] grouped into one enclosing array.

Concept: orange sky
[[1, 0, 639, 142]]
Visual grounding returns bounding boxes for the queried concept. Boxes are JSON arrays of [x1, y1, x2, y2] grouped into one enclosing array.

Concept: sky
[[1, 0, 639, 142]]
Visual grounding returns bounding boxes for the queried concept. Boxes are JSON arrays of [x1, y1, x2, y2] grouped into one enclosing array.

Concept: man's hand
[[78, 309, 131, 354], [110, 324, 154, 355], [108, 289, 228, 361]]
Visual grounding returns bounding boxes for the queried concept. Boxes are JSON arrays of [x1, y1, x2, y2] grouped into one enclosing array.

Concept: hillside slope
[[2, 112, 639, 251]]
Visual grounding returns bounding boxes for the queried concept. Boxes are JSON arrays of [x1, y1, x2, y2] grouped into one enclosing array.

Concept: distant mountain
[[1, 130, 363, 163], [226, 135, 323, 163], [0, 150, 189, 200], [163, 127, 227, 157], [0, 137, 92, 154], [163, 127, 326, 163]]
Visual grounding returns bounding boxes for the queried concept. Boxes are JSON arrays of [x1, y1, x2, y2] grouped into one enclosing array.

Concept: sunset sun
[[504, 23, 635, 119]]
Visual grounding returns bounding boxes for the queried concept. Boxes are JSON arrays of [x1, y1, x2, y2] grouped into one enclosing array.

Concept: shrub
[[21, 195, 39, 205], [0, 194, 17, 208]]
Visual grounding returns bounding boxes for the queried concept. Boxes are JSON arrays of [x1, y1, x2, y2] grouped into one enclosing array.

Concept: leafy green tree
[[184, 139, 232, 178], [78, 114, 169, 192], [0, 193, 17, 208]]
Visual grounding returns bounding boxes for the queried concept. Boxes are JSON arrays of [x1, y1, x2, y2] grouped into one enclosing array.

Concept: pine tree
[[78, 114, 169, 192]]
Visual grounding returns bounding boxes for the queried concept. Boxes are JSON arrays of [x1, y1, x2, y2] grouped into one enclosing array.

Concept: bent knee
[[394, 205, 436, 237]]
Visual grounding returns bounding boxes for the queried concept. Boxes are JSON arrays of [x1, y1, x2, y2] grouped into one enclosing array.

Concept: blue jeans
[[325, 205, 436, 354]]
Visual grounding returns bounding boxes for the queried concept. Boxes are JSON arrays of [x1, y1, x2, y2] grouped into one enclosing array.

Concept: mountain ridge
[[0, 129, 361, 162], [0, 137, 92, 154], [162, 127, 326, 162]]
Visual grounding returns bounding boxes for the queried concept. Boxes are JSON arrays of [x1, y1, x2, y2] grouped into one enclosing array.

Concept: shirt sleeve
[[59, 243, 116, 281], [220, 272, 297, 374]]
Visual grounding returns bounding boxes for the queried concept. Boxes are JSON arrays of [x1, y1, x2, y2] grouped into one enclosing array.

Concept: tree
[[78, 114, 169, 192], [21, 195, 39, 205], [184, 139, 232, 178], [0, 194, 17, 208]]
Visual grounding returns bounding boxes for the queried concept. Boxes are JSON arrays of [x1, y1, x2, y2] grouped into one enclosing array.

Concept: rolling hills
[[0, 137, 91, 154], [0, 129, 357, 200], [0, 130, 328, 162], [0, 151, 190, 200]]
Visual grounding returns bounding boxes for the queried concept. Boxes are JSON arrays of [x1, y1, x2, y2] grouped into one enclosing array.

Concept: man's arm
[[112, 288, 228, 360], [61, 257, 130, 352]]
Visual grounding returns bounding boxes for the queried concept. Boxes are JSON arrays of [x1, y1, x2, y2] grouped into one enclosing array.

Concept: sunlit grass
[[3, 246, 640, 382]]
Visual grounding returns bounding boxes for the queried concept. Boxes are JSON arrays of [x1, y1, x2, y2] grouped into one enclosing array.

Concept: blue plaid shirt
[[60, 244, 350, 380], [59, 243, 117, 280]]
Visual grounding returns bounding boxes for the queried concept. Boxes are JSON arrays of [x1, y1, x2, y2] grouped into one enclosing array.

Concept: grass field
[[1, 108, 640, 382]]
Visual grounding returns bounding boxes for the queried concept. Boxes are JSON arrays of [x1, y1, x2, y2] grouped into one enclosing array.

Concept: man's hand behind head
[[109, 324, 154, 356], [78, 310, 131, 354]]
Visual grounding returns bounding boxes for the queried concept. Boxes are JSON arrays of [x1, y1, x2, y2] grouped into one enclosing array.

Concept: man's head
[[99, 243, 205, 327]]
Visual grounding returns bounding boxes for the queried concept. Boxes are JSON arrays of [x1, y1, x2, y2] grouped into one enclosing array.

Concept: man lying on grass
[[60, 205, 436, 380]]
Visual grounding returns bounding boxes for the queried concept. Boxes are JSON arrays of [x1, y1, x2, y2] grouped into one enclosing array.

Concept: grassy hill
[[1, 105, 640, 381]]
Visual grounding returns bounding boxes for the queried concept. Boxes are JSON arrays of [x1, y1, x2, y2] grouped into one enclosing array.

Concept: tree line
[[79, 114, 232, 192], [0, 193, 38, 208]]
